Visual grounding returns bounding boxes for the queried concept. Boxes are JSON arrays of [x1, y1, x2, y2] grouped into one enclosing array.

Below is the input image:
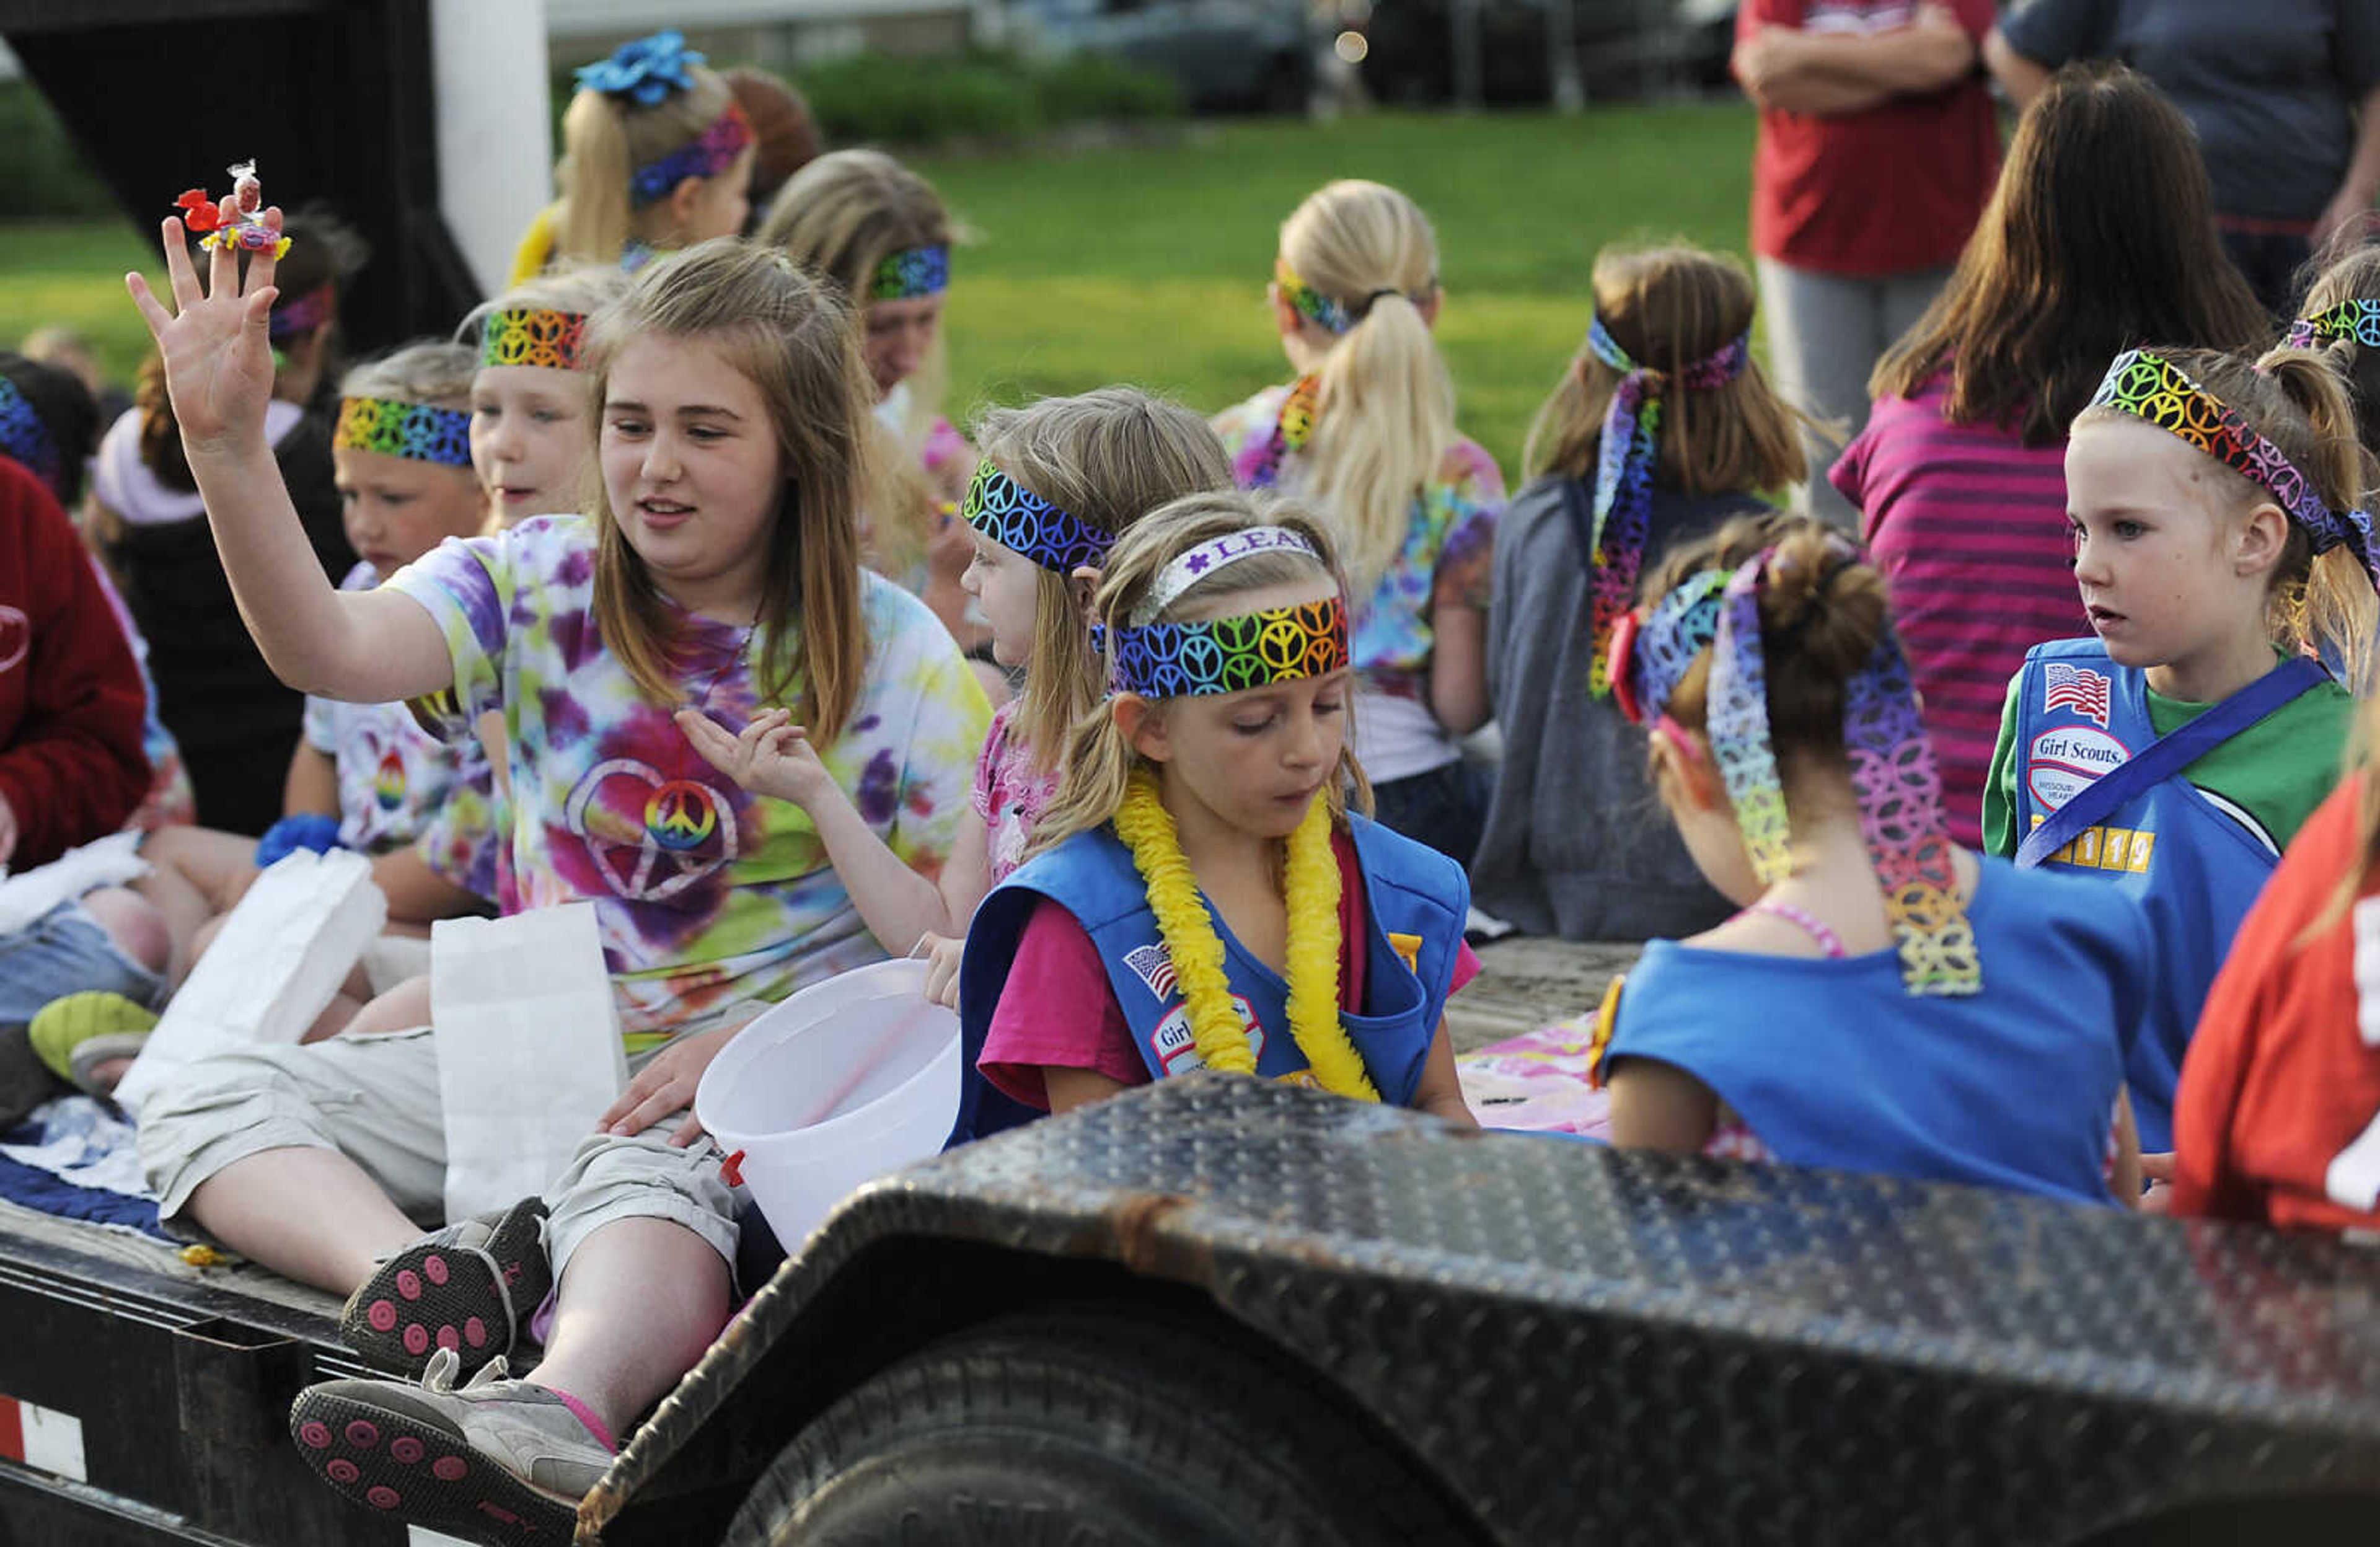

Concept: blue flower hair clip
[[576, 29, 705, 107]]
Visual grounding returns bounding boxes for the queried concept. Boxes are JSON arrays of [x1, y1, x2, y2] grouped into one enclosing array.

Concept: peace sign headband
[[1583, 317, 1752, 697], [2088, 348, 2380, 593], [1606, 544, 1980, 997], [2286, 300, 2380, 350], [335, 398, 473, 467], [1098, 596, 1349, 698], [959, 459, 1111, 573]]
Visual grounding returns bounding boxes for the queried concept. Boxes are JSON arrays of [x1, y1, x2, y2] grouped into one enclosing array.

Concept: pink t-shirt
[[979, 829, 1482, 1108], [971, 700, 1057, 884], [1830, 374, 2078, 847]]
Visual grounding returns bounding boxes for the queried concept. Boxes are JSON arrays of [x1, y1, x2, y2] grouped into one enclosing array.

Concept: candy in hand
[[229, 159, 261, 216], [170, 158, 291, 259]]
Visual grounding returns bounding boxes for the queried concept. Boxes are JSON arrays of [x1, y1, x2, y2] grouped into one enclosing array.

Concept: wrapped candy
[[171, 158, 291, 260]]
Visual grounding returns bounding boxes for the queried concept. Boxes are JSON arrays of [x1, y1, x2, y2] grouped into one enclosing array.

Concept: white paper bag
[[431, 904, 626, 1223], [113, 849, 387, 1117]]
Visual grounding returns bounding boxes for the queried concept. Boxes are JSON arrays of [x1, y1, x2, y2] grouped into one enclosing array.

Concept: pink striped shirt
[[1831, 376, 2080, 847]]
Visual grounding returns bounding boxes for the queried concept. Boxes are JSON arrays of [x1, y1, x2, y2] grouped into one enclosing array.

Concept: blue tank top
[[2008, 640, 2325, 1150], [950, 814, 1469, 1145], [1606, 856, 2148, 1206]]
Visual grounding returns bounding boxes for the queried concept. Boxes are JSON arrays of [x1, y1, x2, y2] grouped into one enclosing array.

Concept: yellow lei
[[1113, 771, 1380, 1101]]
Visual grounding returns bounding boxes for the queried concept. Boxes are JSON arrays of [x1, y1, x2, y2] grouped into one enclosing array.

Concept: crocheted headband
[[1583, 318, 1752, 697], [2088, 348, 2380, 593], [334, 398, 474, 467], [2287, 299, 2380, 350], [1132, 526, 1320, 625], [0, 376, 61, 498], [871, 245, 951, 301], [629, 102, 754, 208], [959, 459, 1111, 573], [478, 308, 590, 372], [270, 284, 335, 343], [1607, 546, 1980, 997], [1100, 594, 1349, 698]]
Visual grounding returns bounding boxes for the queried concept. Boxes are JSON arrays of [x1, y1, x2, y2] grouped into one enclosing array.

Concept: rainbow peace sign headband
[[1606, 545, 1980, 997], [1096, 526, 1349, 696], [960, 459, 1111, 573], [2089, 348, 2380, 593], [1584, 317, 1751, 697], [1101, 596, 1349, 698], [872, 245, 950, 301], [479, 308, 589, 371], [2287, 300, 2380, 349], [0, 376, 62, 498], [629, 102, 754, 208], [335, 397, 474, 467]]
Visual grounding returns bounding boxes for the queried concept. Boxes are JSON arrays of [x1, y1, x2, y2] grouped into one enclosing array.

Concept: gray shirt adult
[[1998, 0, 2380, 224], [1472, 478, 1762, 943]]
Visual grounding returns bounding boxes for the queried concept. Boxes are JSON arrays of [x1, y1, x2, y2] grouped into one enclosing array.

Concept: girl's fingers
[[245, 286, 279, 342], [206, 216, 237, 310], [669, 1112, 709, 1148], [249, 206, 283, 293], [161, 218, 203, 312], [125, 273, 174, 342]]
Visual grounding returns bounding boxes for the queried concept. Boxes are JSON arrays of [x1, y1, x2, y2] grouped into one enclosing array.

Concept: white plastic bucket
[[694, 958, 961, 1250]]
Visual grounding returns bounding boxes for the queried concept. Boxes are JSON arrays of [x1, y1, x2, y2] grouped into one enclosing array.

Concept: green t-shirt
[[1981, 656, 2353, 858]]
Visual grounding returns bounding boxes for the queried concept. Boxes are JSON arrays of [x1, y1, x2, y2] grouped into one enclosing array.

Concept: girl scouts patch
[[2025, 725, 2130, 812]]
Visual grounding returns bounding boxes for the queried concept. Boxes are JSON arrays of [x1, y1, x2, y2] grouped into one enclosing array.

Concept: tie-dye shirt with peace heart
[[388, 515, 992, 1043], [303, 562, 498, 862]]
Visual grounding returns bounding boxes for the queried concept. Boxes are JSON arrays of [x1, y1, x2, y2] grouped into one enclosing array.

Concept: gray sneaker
[[290, 1349, 612, 1546], [340, 1196, 551, 1380]]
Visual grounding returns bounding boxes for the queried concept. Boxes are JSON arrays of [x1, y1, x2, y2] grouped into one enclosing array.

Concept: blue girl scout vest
[[948, 813, 1469, 1146], [2009, 639, 2327, 1152], [1604, 858, 2143, 1207]]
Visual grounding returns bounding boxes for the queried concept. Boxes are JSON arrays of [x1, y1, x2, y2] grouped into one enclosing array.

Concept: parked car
[[1359, 0, 1735, 105], [1012, 0, 1317, 112]]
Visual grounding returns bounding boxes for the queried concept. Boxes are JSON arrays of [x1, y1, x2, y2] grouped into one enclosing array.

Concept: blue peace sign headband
[[0, 376, 62, 498], [959, 459, 1111, 573], [2288, 300, 2380, 350], [1098, 595, 1349, 698]]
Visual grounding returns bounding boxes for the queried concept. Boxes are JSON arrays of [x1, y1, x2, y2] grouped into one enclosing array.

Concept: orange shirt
[[2172, 777, 2380, 1233]]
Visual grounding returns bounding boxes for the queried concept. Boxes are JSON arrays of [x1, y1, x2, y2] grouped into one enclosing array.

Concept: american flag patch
[[1122, 944, 1178, 1002], [2042, 661, 2112, 728]]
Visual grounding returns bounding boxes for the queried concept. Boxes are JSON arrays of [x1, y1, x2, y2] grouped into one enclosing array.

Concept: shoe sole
[[291, 1385, 579, 1546], [342, 1202, 551, 1380]]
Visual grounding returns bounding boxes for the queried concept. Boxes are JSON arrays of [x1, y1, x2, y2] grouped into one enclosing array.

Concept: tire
[[721, 1303, 1479, 1546]]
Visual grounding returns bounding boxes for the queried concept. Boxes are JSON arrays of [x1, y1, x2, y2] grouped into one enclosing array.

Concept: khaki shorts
[[133, 1025, 737, 1276]]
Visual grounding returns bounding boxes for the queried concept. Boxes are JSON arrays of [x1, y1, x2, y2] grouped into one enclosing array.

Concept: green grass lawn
[[0, 104, 1756, 482]]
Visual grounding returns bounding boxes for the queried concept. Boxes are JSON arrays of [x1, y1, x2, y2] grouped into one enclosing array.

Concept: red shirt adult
[[2172, 778, 2380, 1234], [0, 458, 149, 868], [1741, 0, 2003, 276]]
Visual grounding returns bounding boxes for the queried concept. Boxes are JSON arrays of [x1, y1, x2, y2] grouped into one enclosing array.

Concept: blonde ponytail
[[553, 65, 738, 270], [1276, 180, 1456, 599]]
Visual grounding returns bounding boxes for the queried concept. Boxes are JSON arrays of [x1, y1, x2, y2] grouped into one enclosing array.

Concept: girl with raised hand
[[1216, 179, 1504, 865], [951, 491, 1480, 1135], [125, 224, 986, 1542], [677, 387, 1230, 1018], [1474, 243, 1808, 941], [1983, 345, 2380, 1153], [757, 149, 978, 648], [1590, 515, 2148, 1205], [511, 29, 756, 280]]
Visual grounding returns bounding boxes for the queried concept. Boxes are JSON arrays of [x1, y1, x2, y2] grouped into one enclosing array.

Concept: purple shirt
[[1831, 376, 2079, 847]]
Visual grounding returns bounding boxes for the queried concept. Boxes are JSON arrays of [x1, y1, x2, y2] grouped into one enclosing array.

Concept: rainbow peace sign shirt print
[[390, 516, 990, 1041]]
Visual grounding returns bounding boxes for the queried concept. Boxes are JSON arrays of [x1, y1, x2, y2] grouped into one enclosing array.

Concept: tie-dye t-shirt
[[412, 733, 511, 910], [1215, 384, 1504, 778], [303, 563, 495, 857], [388, 515, 991, 1041]]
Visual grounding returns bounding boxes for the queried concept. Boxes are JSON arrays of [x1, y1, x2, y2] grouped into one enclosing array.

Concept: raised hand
[[123, 204, 283, 459], [676, 705, 834, 809]]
